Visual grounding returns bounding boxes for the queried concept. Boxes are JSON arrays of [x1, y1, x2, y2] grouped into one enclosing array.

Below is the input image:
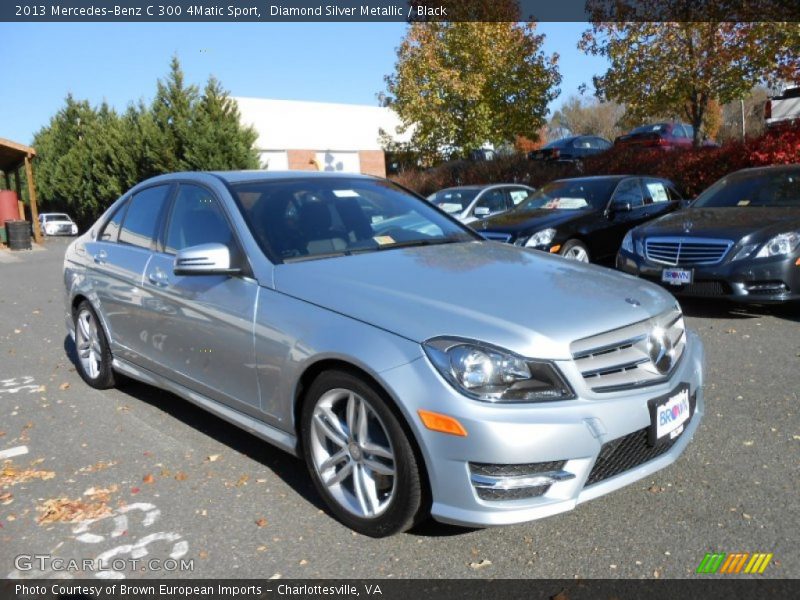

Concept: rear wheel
[[560, 239, 590, 262], [300, 370, 425, 537], [74, 301, 115, 389]]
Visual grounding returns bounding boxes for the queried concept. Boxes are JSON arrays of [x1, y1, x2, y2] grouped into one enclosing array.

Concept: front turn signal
[[418, 410, 468, 437]]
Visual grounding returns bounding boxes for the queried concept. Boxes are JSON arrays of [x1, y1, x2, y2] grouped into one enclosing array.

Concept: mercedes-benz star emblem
[[647, 328, 674, 375], [683, 220, 693, 233], [625, 297, 641, 307]]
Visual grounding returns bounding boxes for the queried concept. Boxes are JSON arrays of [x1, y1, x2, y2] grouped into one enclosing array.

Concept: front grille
[[476, 486, 550, 501], [481, 231, 513, 243], [586, 390, 696, 486], [682, 280, 731, 296], [571, 307, 686, 393], [645, 237, 733, 266]]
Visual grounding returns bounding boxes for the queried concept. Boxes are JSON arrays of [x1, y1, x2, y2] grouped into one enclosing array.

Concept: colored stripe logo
[[696, 552, 773, 574]]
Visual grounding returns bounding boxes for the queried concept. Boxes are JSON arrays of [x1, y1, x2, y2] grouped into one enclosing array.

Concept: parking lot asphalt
[[0, 237, 798, 580]]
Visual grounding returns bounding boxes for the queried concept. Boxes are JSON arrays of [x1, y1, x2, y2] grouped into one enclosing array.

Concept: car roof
[[728, 164, 800, 176], [551, 175, 633, 184], [211, 170, 378, 184]]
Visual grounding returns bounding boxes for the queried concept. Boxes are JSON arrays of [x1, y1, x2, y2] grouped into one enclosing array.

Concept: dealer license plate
[[648, 385, 691, 445], [661, 268, 693, 286]]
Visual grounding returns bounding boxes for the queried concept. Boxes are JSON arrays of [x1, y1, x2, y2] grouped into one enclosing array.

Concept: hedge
[[392, 123, 800, 198]]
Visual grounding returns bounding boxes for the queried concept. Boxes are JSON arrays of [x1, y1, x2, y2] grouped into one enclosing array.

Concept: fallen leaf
[[130, 487, 140, 495], [77, 461, 118, 474], [743, 513, 752, 520], [257, 545, 268, 552], [142, 474, 155, 484], [198, 551, 208, 559], [205, 454, 220, 463], [7, 515, 16, 521], [58, 382, 70, 390], [647, 485, 665, 494], [725, 328, 737, 334], [175, 472, 188, 481], [1, 460, 56, 486], [743, 441, 754, 446], [0, 492, 12, 505], [256, 478, 267, 483], [469, 559, 492, 569], [551, 592, 570, 600], [36, 495, 113, 524], [269, 574, 282, 580], [299, 559, 308, 565], [255, 518, 268, 527], [236, 474, 250, 487]]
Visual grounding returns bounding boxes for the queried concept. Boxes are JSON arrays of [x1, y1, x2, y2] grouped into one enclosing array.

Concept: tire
[[73, 300, 116, 389], [560, 239, 591, 263], [300, 370, 425, 537]]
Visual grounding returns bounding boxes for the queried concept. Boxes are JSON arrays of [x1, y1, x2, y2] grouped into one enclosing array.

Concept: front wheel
[[300, 370, 426, 537], [560, 239, 590, 263]]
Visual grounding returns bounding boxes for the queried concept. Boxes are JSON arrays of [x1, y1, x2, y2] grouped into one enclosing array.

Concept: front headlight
[[423, 337, 574, 403], [520, 228, 556, 248], [621, 231, 634, 253], [755, 232, 800, 258]]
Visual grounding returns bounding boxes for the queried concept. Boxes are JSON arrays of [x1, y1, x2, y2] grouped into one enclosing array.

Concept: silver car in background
[[428, 184, 534, 224], [64, 172, 704, 537]]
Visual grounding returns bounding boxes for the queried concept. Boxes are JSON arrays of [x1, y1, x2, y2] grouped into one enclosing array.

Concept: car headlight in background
[[423, 337, 574, 403], [621, 231, 634, 253], [515, 228, 556, 248], [755, 232, 800, 258]]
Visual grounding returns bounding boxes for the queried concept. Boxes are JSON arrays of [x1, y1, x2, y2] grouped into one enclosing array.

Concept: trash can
[[5, 220, 32, 250]]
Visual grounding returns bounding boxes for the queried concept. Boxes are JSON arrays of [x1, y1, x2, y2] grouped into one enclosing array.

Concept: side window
[[475, 189, 507, 214], [508, 188, 530, 205], [684, 125, 694, 139], [165, 185, 234, 254], [594, 137, 612, 149], [99, 200, 129, 242], [119, 185, 171, 249], [667, 185, 683, 202], [612, 179, 645, 209], [672, 124, 688, 138], [643, 179, 671, 204]]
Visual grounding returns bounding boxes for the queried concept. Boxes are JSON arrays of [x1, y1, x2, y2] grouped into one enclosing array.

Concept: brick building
[[233, 97, 409, 178]]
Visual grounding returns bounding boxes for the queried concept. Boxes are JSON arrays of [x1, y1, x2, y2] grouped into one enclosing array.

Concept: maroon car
[[614, 122, 695, 150]]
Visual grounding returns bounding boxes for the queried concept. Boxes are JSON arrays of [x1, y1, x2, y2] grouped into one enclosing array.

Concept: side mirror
[[610, 200, 632, 214], [174, 243, 240, 276], [474, 206, 491, 217]]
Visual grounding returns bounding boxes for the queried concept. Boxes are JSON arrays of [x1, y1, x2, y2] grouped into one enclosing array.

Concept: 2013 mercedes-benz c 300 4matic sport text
[[63, 172, 705, 537]]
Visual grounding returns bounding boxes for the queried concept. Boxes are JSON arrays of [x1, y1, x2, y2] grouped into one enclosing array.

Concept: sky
[[0, 21, 607, 145]]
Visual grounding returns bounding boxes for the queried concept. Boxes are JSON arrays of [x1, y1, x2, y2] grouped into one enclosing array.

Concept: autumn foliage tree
[[580, 8, 800, 145], [384, 1, 561, 163]]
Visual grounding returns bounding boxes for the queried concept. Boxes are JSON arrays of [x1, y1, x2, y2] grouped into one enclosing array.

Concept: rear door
[[83, 184, 172, 366], [141, 183, 261, 415]]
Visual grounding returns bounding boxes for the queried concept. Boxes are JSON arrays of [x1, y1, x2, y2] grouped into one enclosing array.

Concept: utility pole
[[741, 99, 746, 140]]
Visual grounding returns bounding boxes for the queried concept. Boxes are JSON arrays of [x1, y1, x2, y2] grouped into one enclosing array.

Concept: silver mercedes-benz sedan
[[63, 171, 705, 537]]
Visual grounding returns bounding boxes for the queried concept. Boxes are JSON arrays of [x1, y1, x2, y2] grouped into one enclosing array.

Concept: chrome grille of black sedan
[[644, 237, 733, 266]]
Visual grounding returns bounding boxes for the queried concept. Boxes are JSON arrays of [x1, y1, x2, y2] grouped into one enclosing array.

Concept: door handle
[[147, 270, 169, 287], [93, 250, 107, 264]]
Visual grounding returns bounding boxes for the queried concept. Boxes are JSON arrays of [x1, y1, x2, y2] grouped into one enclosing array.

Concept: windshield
[[232, 177, 476, 261], [429, 188, 480, 214], [516, 179, 618, 211], [45, 214, 71, 221], [543, 138, 573, 149], [693, 170, 800, 208]]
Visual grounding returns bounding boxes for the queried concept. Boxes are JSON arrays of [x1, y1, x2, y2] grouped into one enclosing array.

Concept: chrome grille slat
[[644, 236, 733, 266], [571, 307, 686, 393]]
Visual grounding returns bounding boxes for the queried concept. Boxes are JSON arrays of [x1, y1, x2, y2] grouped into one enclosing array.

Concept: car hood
[[476, 209, 588, 236], [273, 241, 675, 360], [635, 207, 800, 241]]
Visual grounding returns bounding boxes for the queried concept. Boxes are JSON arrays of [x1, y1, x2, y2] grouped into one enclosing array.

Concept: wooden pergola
[[0, 138, 42, 243]]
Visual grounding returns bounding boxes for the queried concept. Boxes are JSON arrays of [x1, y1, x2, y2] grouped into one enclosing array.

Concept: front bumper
[[617, 250, 800, 304], [380, 330, 705, 527]]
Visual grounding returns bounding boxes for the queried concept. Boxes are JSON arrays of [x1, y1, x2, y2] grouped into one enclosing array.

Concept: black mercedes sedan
[[617, 165, 800, 304], [476, 175, 683, 263]]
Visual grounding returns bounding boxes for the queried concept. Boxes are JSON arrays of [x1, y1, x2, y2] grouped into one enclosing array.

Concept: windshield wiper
[[373, 237, 469, 251]]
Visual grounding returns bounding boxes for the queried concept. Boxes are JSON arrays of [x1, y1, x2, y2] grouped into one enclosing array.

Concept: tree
[[384, 3, 560, 163], [580, 12, 800, 145], [549, 95, 626, 141]]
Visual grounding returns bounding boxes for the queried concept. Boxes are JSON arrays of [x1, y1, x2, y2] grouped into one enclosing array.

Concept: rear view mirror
[[174, 243, 240, 276], [474, 206, 491, 217]]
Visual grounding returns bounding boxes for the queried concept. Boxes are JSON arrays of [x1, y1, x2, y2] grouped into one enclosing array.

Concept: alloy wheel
[[76, 308, 103, 380], [309, 388, 397, 518], [564, 246, 589, 262]]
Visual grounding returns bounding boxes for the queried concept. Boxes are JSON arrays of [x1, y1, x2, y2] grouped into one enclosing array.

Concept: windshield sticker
[[546, 197, 588, 209], [333, 189, 360, 198], [440, 202, 462, 213], [373, 235, 395, 245], [737, 199, 751, 206]]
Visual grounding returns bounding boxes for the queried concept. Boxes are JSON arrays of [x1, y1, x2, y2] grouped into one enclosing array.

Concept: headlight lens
[[755, 232, 800, 258], [423, 338, 574, 403], [521, 228, 556, 248], [621, 231, 634, 253]]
